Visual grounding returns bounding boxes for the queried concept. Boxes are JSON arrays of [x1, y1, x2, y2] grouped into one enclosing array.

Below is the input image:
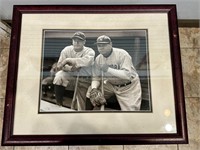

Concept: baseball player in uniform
[[53, 31, 95, 110], [42, 62, 57, 98], [87, 35, 142, 111]]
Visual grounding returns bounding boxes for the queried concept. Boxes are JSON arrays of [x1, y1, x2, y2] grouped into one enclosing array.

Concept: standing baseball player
[[87, 35, 142, 111], [53, 31, 95, 110]]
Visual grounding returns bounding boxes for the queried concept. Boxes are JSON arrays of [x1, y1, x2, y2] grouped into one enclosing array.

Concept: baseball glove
[[90, 88, 106, 107]]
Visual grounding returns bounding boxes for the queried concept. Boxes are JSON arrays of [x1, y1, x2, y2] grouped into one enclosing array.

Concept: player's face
[[97, 43, 112, 57], [72, 38, 85, 52]]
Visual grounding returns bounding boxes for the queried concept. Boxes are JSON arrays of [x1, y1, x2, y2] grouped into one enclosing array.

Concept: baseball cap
[[95, 35, 111, 44], [72, 32, 86, 41]]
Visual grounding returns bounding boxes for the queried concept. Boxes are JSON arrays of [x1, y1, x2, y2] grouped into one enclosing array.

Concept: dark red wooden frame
[[1, 5, 188, 146]]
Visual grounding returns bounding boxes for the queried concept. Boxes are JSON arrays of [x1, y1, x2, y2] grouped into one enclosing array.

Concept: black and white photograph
[[39, 30, 151, 112]]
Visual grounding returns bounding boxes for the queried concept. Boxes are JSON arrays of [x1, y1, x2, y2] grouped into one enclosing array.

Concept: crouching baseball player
[[53, 32, 95, 110], [86, 35, 142, 111], [42, 62, 57, 98]]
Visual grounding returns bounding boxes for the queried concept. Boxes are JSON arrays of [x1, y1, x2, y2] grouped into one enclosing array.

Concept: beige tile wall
[[0, 21, 199, 150]]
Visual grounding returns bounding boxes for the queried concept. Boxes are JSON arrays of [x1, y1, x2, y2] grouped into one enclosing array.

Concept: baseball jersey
[[93, 47, 138, 85], [58, 45, 95, 76]]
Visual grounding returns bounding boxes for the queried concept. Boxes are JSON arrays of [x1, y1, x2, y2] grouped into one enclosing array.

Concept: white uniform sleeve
[[107, 68, 131, 80], [91, 59, 102, 89], [107, 52, 136, 81], [92, 60, 101, 80], [57, 49, 67, 66], [120, 53, 137, 78], [75, 49, 95, 68]]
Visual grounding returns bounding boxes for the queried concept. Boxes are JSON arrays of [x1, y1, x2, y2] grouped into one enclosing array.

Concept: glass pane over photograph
[[39, 29, 151, 112]]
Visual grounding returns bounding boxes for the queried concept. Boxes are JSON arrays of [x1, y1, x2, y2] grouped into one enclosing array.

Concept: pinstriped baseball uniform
[[93, 47, 142, 111], [53, 45, 95, 110]]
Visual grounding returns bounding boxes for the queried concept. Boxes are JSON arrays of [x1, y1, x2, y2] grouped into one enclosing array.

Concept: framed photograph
[[40, 29, 149, 112], [2, 5, 188, 145]]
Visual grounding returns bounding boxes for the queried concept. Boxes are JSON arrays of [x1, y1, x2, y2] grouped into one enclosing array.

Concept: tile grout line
[[180, 47, 200, 49], [177, 144, 179, 150]]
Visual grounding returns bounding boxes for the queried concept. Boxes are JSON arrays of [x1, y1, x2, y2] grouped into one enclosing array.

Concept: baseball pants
[[53, 70, 91, 110]]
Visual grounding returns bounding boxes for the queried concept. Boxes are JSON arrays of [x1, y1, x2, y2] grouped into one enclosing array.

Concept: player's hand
[[56, 63, 63, 71], [62, 64, 72, 72], [99, 64, 109, 72], [62, 64, 81, 72], [62, 58, 76, 66]]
